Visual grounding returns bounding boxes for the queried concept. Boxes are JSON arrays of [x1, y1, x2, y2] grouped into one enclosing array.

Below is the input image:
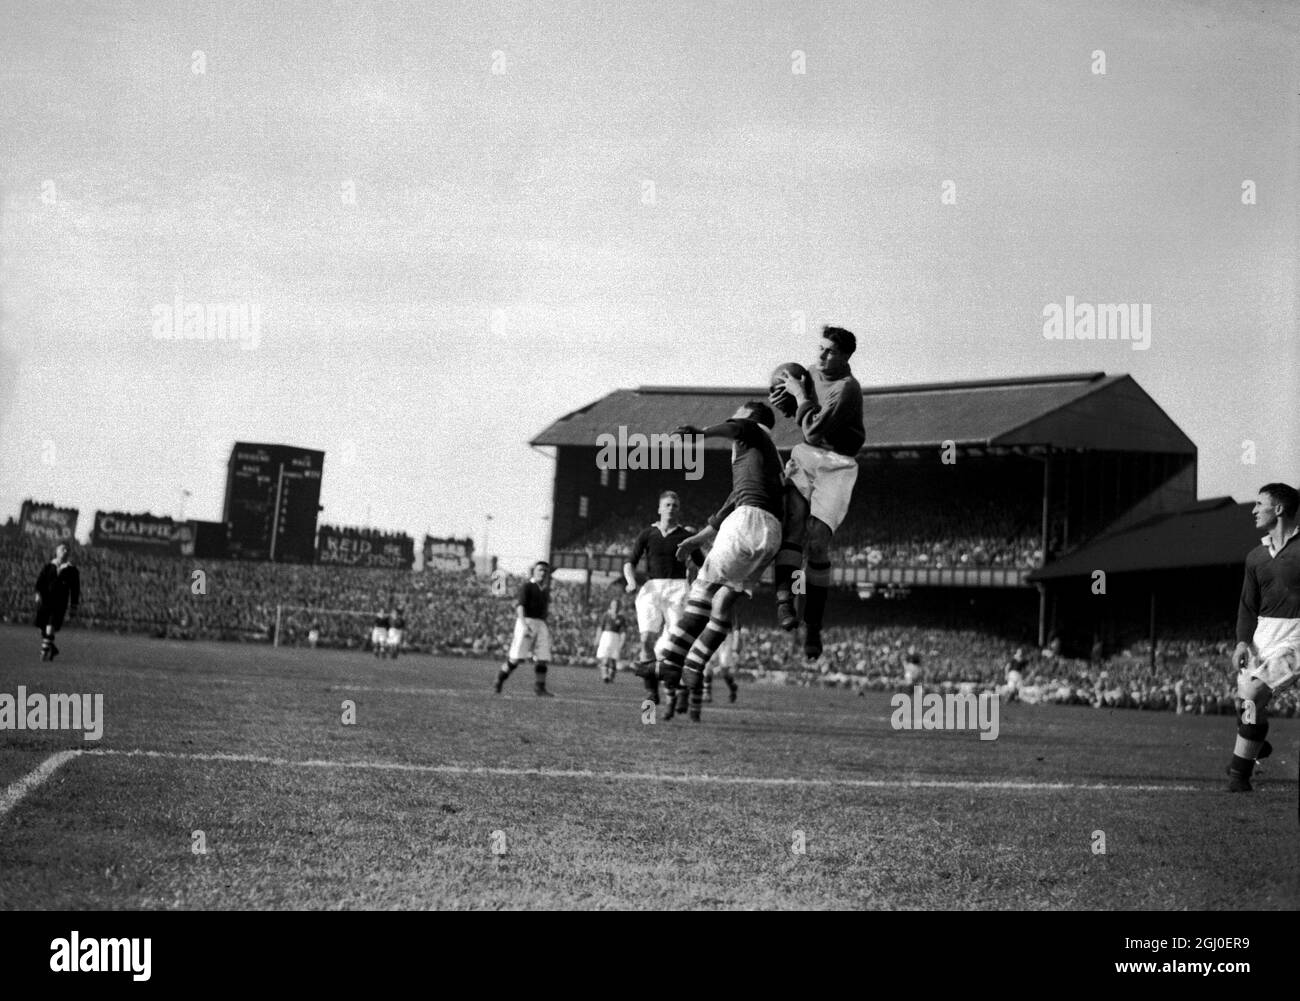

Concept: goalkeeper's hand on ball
[[768, 387, 797, 418]]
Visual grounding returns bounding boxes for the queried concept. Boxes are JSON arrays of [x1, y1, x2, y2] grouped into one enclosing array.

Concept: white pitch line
[[324, 684, 892, 721], [81, 748, 1207, 793], [0, 749, 80, 820]]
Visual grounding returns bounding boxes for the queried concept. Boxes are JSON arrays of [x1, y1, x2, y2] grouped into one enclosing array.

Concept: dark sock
[[775, 544, 803, 606]]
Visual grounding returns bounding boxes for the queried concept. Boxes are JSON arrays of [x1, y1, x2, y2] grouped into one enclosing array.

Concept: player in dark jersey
[[770, 326, 866, 660], [495, 561, 555, 696], [662, 401, 784, 722], [595, 597, 626, 682], [623, 490, 703, 711], [1225, 483, 1300, 791], [371, 610, 390, 657], [387, 609, 406, 659], [34, 542, 80, 662]]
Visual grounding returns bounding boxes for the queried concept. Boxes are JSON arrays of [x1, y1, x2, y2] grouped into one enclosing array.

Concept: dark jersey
[[599, 612, 626, 633], [374, 615, 389, 630], [628, 524, 702, 580], [1237, 532, 1300, 642], [392, 616, 406, 630], [708, 419, 785, 529], [517, 581, 550, 620], [797, 366, 866, 457], [35, 561, 80, 611]]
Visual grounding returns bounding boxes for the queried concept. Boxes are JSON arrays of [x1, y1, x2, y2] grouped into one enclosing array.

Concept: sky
[[1, 0, 1296, 570]]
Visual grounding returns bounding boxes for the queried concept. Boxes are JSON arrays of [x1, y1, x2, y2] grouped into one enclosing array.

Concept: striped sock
[[681, 617, 731, 717], [658, 590, 715, 671], [683, 617, 731, 684]]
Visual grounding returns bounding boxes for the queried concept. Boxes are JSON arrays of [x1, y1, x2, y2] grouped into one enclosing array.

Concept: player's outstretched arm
[[676, 524, 717, 562], [671, 421, 742, 441]]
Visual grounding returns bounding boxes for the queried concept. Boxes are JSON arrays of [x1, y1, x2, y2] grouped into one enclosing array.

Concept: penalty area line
[[81, 748, 1206, 793], [0, 749, 81, 821]]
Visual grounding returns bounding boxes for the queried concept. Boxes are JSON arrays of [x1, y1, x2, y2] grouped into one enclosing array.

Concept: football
[[769, 361, 813, 417]]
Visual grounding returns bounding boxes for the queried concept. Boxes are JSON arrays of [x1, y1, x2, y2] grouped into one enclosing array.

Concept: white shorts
[[509, 618, 552, 662], [698, 506, 782, 595], [784, 442, 859, 533], [635, 578, 689, 635], [387, 628, 403, 648], [596, 630, 623, 661], [371, 627, 387, 646], [1239, 617, 1300, 695], [714, 639, 737, 669]]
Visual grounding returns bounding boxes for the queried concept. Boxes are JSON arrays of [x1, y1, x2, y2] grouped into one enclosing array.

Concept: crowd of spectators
[[1, 535, 1292, 716], [833, 494, 1042, 570], [729, 625, 1297, 716], [560, 500, 1044, 571]]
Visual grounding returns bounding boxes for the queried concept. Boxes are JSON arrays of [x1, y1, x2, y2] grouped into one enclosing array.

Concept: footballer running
[[623, 490, 703, 713], [770, 325, 866, 660], [495, 561, 556, 696]]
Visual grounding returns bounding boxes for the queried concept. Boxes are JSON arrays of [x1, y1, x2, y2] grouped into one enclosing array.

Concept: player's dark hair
[[533, 560, 550, 572], [741, 401, 776, 429], [822, 325, 856, 357], [1259, 483, 1300, 519]]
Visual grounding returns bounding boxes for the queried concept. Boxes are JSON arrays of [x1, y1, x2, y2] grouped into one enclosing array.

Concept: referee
[[35, 541, 81, 661]]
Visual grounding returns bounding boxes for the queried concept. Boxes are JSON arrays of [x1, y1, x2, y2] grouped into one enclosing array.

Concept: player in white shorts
[[623, 491, 703, 707], [386, 609, 405, 659], [770, 326, 866, 661], [595, 598, 626, 682], [494, 561, 555, 696], [661, 401, 784, 722], [370, 611, 389, 658], [1225, 483, 1300, 791]]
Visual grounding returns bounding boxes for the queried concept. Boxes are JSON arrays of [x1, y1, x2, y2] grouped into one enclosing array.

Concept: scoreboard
[[223, 443, 324, 562]]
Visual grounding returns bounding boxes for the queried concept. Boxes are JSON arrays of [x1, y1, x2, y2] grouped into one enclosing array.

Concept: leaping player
[[624, 491, 703, 716], [663, 401, 784, 722], [1225, 483, 1300, 792], [769, 326, 866, 660]]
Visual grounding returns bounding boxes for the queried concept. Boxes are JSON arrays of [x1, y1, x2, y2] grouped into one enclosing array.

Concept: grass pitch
[[0, 624, 1295, 910]]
